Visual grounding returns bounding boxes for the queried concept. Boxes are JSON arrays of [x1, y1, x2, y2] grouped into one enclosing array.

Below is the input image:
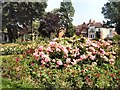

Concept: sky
[[45, 0, 109, 26]]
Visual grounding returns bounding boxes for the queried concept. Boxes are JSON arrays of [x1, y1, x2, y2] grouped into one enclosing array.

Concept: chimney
[[93, 20, 95, 24], [89, 19, 92, 24]]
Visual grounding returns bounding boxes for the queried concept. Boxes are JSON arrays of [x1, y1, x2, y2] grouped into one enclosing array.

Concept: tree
[[102, 1, 120, 34], [38, 0, 75, 38], [38, 12, 61, 38], [2, 2, 47, 42], [60, 0, 75, 37]]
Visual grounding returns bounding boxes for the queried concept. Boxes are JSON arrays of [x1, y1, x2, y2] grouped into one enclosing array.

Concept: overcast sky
[[45, 0, 109, 26]]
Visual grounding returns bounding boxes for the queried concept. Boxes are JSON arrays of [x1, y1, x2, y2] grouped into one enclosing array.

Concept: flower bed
[[1, 36, 120, 89], [0, 42, 45, 55]]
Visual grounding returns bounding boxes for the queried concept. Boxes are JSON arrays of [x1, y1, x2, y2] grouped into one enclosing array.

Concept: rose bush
[[30, 37, 117, 68]]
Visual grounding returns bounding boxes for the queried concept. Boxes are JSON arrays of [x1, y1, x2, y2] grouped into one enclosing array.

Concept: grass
[[1, 77, 36, 89]]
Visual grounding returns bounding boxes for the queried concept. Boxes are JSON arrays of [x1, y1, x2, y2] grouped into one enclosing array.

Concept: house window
[[89, 34, 95, 39], [91, 35, 92, 38]]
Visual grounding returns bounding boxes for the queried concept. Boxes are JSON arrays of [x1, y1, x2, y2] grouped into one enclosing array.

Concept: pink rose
[[39, 52, 44, 56], [89, 47, 95, 52], [63, 48, 68, 55], [108, 40, 112, 44], [109, 59, 114, 64], [41, 60, 45, 64], [56, 48, 61, 52], [33, 52, 39, 58], [64, 55, 67, 58], [35, 49, 39, 53], [90, 55, 95, 60], [87, 52, 92, 56], [50, 42, 57, 47], [46, 47, 53, 52], [31, 63, 34, 66], [100, 48, 106, 54], [92, 52, 97, 55], [66, 58, 71, 63], [52, 59, 56, 62], [64, 64, 68, 67], [80, 54, 86, 60], [91, 43, 98, 47], [57, 60, 63, 65], [44, 57, 50, 62], [41, 54, 45, 59], [38, 46, 43, 51]]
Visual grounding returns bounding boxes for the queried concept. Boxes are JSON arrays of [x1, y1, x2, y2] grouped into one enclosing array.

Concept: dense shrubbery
[[1, 35, 120, 89]]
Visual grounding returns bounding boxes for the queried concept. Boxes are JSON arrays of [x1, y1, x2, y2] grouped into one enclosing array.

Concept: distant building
[[76, 19, 116, 39]]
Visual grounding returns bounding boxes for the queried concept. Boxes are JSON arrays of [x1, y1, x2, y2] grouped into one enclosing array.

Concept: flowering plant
[[31, 37, 116, 69], [2, 36, 120, 89]]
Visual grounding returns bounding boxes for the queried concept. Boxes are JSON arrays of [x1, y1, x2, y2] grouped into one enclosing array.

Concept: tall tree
[[60, 0, 75, 37], [102, 1, 120, 34], [2, 1, 47, 42]]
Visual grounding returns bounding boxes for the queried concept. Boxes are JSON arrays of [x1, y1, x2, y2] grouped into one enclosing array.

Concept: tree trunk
[[7, 24, 18, 42], [7, 24, 13, 42], [116, 21, 120, 35]]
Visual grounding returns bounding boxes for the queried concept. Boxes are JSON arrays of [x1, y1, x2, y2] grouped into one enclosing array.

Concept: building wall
[[88, 26, 96, 39], [99, 28, 115, 39], [88, 27, 115, 39]]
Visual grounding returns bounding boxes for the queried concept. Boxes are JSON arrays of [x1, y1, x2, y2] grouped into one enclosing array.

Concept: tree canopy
[[38, 12, 61, 38], [60, 0, 75, 37], [102, 1, 120, 34], [38, 0, 75, 38], [2, 2, 47, 42]]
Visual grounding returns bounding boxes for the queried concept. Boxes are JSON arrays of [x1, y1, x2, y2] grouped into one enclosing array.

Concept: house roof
[[76, 20, 104, 34], [94, 22, 103, 28], [76, 23, 88, 30]]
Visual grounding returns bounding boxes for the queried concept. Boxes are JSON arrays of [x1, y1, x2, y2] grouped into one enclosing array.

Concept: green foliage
[[2, 2, 47, 27], [1, 55, 120, 89], [2, 2, 47, 42], [1, 43, 36, 55], [113, 34, 120, 43], [102, 1, 120, 34], [1, 36, 120, 89], [38, 12, 60, 37], [60, 0, 75, 37], [1, 77, 35, 88]]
